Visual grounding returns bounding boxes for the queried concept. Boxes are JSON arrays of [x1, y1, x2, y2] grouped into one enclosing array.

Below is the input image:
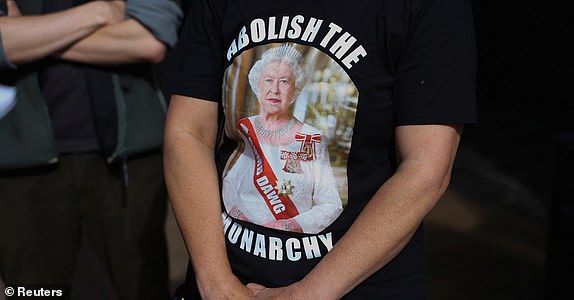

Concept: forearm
[[164, 129, 232, 284], [0, 1, 121, 65], [164, 96, 250, 299], [299, 167, 447, 298], [57, 18, 166, 65], [293, 125, 461, 299]]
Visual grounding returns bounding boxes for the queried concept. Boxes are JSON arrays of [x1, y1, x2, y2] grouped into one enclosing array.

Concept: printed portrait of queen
[[222, 44, 343, 234]]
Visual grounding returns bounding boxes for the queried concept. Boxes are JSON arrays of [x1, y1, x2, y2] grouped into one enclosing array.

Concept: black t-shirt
[[169, 0, 476, 298]]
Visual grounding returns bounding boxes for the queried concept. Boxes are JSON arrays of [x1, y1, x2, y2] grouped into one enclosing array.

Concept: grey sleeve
[[126, 0, 183, 48]]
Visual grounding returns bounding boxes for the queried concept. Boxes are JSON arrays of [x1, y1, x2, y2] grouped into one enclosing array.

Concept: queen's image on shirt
[[222, 43, 358, 234]]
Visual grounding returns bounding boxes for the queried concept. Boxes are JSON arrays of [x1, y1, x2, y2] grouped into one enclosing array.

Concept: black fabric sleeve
[[393, 0, 477, 125], [166, 0, 225, 102]]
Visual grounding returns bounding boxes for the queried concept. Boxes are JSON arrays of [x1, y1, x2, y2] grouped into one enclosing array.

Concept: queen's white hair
[[248, 44, 309, 101]]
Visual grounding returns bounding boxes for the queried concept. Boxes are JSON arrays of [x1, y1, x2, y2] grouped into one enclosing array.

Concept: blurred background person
[[1, 0, 125, 118], [0, 0, 182, 299]]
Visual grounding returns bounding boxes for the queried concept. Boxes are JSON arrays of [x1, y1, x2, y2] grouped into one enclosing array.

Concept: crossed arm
[[0, 0, 125, 65], [0, 0, 167, 66], [164, 95, 462, 299], [56, 18, 167, 65]]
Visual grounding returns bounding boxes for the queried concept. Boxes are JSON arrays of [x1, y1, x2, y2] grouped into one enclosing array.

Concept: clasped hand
[[247, 283, 298, 300]]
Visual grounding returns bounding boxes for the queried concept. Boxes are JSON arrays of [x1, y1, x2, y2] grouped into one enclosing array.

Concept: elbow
[[140, 39, 167, 63], [427, 168, 453, 208], [411, 164, 453, 209], [436, 173, 452, 200], [4, 48, 34, 66], [147, 41, 167, 64]]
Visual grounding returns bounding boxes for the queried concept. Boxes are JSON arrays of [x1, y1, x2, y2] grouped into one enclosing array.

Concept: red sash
[[237, 119, 300, 220]]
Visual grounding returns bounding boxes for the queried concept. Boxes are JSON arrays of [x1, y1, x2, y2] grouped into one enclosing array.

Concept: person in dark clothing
[[0, 1, 182, 299], [165, 0, 476, 299]]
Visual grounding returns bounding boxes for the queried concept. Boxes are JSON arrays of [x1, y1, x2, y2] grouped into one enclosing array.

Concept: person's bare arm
[[163, 95, 252, 300], [56, 18, 167, 65], [0, 0, 124, 65], [249, 124, 463, 299]]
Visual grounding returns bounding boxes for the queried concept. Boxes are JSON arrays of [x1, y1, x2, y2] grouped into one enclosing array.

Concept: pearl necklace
[[253, 116, 296, 140]]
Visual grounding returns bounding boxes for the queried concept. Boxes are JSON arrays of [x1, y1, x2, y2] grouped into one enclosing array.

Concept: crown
[[263, 44, 304, 64]]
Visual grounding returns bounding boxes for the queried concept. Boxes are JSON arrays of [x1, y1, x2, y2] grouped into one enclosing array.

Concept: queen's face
[[257, 60, 296, 117]]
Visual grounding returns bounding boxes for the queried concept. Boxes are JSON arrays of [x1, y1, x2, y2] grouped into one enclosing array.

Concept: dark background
[[424, 1, 572, 299]]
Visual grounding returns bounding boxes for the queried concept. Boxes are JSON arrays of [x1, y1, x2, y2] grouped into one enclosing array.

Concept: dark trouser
[[0, 151, 169, 300]]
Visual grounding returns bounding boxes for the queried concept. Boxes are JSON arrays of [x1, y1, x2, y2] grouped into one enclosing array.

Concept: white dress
[[222, 116, 343, 234]]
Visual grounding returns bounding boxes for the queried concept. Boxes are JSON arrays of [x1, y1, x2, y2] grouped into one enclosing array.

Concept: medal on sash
[[295, 133, 321, 161], [280, 150, 303, 173], [280, 133, 321, 173], [275, 179, 295, 195]]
